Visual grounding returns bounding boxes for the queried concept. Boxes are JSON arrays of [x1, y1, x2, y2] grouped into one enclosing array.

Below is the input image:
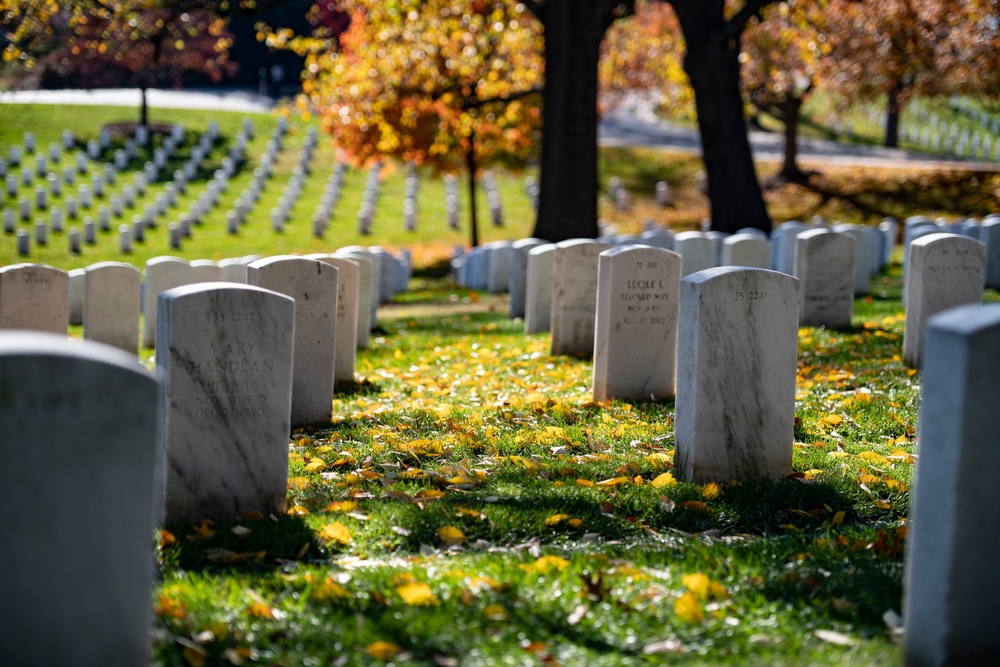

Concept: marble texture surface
[[524, 244, 556, 334], [509, 238, 546, 319], [982, 218, 1000, 289], [84, 261, 140, 354], [157, 283, 295, 523], [0, 332, 159, 666], [334, 250, 374, 348], [217, 258, 249, 283], [721, 235, 771, 269], [485, 241, 513, 294], [593, 246, 681, 401], [142, 256, 192, 348], [770, 221, 807, 274], [336, 247, 379, 337], [904, 304, 1000, 666], [191, 259, 224, 283], [674, 267, 799, 483], [68, 268, 85, 325], [247, 257, 338, 423], [673, 231, 717, 276], [311, 255, 359, 384], [903, 233, 985, 368], [550, 239, 613, 357], [0, 263, 68, 334], [794, 229, 856, 327], [831, 223, 875, 295]]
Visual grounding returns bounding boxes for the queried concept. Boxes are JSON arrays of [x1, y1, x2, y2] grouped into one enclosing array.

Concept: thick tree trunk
[[780, 96, 803, 179], [466, 124, 480, 248], [531, 1, 622, 243], [885, 82, 903, 148], [670, 1, 772, 234]]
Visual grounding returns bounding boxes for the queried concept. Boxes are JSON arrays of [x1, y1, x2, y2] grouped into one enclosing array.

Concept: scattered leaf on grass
[[439, 525, 465, 546], [651, 472, 677, 488], [397, 582, 439, 606], [544, 514, 571, 526], [701, 483, 721, 500], [674, 592, 704, 623], [319, 522, 352, 545], [366, 641, 403, 661]]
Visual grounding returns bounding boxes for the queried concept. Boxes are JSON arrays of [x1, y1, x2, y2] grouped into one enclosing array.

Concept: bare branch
[[724, 0, 779, 40]]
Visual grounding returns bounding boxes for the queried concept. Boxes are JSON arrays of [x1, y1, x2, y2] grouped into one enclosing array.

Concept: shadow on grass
[[163, 514, 317, 574]]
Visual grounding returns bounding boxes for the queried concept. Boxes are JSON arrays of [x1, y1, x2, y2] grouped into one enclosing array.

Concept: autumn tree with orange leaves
[[263, 0, 544, 247], [820, 0, 1000, 148], [1, 0, 237, 128]]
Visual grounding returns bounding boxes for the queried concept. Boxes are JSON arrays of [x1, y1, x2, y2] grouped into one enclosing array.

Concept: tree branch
[[462, 85, 544, 110], [724, 0, 779, 40], [521, 0, 546, 25]]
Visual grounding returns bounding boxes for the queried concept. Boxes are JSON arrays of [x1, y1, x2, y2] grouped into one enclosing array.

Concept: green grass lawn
[[2, 102, 997, 664], [149, 265, 934, 666]]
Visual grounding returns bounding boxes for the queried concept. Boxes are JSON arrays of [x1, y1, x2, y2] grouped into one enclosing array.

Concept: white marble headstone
[[0, 332, 159, 667], [674, 267, 799, 482], [903, 233, 985, 368], [68, 268, 86, 325], [794, 229, 856, 328], [142, 257, 192, 348], [248, 257, 338, 423], [720, 235, 771, 269], [0, 263, 69, 334], [904, 304, 1000, 666], [550, 239, 613, 357], [191, 259, 224, 283], [334, 250, 374, 347], [593, 246, 681, 401], [673, 231, 717, 276], [84, 262, 140, 354], [157, 283, 294, 523], [308, 255, 360, 384], [509, 238, 546, 319], [524, 244, 556, 334]]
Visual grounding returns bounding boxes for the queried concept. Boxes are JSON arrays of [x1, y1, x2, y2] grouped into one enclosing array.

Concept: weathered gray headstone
[[84, 262, 141, 354], [770, 220, 808, 274], [673, 231, 717, 276], [335, 250, 374, 347], [0, 333, 160, 667], [903, 304, 1000, 667], [831, 223, 875, 295], [158, 283, 294, 523], [309, 255, 360, 383], [509, 238, 546, 319], [674, 267, 799, 482], [485, 240, 513, 294], [550, 239, 613, 357], [0, 264, 68, 334], [218, 258, 248, 283], [903, 233, 985, 368], [794, 229, 856, 328], [191, 259, 223, 283], [524, 244, 556, 334], [982, 217, 1000, 289], [68, 268, 85, 325], [248, 257, 338, 423], [720, 234, 771, 269], [142, 257, 192, 349], [593, 246, 681, 401]]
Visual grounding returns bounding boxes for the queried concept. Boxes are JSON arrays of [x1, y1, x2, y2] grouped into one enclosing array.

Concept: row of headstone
[[403, 163, 419, 232], [357, 163, 382, 235], [445, 174, 460, 230], [608, 176, 631, 212], [312, 162, 346, 236], [482, 171, 503, 227]]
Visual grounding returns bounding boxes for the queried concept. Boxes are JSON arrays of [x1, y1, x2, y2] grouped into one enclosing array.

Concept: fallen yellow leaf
[[674, 592, 705, 623], [545, 514, 570, 526], [651, 472, 677, 488], [397, 582, 439, 606], [319, 522, 352, 545], [366, 641, 403, 661], [324, 500, 358, 513], [682, 573, 710, 599], [484, 604, 509, 621], [701, 483, 721, 500], [438, 525, 465, 546]]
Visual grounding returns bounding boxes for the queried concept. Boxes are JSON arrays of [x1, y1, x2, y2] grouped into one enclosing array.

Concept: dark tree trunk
[[668, 0, 772, 234], [885, 81, 903, 148], [530, 0, 629, 243], [466, 122, 480, 248], [140, 86, 149, 129], [780, 96, 803, 179]]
